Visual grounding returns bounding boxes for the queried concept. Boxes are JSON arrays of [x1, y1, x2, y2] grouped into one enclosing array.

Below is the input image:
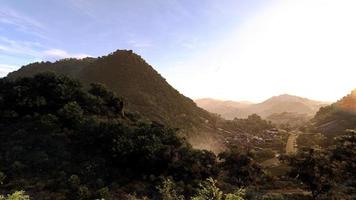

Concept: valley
[[0, 50, 355, 200], [1, 1, 356, 199]]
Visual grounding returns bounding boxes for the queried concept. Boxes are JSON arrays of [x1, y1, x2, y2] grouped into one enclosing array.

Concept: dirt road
[[286, 132, 298, 155], [261, 132, 298, 167]]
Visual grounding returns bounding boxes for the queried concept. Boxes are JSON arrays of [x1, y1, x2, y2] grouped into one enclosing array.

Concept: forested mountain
[[2, 55, 355, 200], [5, 50, 280, 154], [7, 50, 212, 130], [313, 90, 356, 137], [196, 94, 328, 120], [0, 73, 263, 199]]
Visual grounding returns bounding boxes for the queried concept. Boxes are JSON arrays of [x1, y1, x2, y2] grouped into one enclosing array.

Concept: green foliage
[[224, 188, 246, 200], [96, 187, 110, 199], [126, 193, 150, 200], [284, 130, 356, 199], [284, 149, 334, 199], [332, 129, 356, 175], [157, 178, 184, 200], [0, 73, 218, 199], [77, 185, 90, 200], [191, 178, 245, 200], [191, 178, 223, 200], [0, 191, 30, 200], [330, 129, 356, 194], [219, 148, 263, 187]]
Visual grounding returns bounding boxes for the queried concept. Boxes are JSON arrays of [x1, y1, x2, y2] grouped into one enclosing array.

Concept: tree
[[218, 148, 263, 187], [191, 178, 223, 200], [284, 148, 334, 199], [329, 129, 356, 195], [331, 129, 356, 179], [191, 178, 245, 200], [0, 73, 220, 198], [157, 178, 184, 200]]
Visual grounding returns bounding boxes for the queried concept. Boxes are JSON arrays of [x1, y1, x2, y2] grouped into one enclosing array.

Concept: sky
[[0, 0, 355, 102]]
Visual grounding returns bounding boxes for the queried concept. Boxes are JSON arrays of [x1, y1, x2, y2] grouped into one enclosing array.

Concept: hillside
[[7, 50, 212, 130], [313, 89, 356, 136], [196, 94, 328, 120], [266, 112, 311, 127], [0, 73, 220, 199]]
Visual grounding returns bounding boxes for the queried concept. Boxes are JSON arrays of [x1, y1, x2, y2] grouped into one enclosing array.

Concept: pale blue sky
[[0, 0, 263, 72], [1, 0, 355, 102]]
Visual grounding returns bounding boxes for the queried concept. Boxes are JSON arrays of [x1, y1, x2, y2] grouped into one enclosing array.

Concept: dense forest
[[0, 73, 355, 200], [0, 73, 260, 199]]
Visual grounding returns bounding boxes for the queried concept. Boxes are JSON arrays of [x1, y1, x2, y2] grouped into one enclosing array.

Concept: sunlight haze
[[1, 0, 355, 102], [162, 0, 356, 102]]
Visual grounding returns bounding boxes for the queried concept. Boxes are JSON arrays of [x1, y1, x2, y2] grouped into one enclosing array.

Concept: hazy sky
[[1, 0, 355, 102]]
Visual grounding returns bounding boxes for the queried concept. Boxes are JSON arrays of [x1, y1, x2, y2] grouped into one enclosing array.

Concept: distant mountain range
[[196, 94, 329, 121], [7, 50, 213, 131]]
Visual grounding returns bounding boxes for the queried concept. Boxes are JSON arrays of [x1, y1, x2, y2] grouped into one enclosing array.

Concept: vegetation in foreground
[[0, 73, 355, 199]]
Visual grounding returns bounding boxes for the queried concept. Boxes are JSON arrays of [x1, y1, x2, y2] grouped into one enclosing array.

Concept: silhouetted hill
[[196, 94, 327, 119], [7, 50, 212, 130]]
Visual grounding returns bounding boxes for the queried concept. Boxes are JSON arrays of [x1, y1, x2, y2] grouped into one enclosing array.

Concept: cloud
[[0, 64, 17, 77], [0, 7, 46, 39], [0, 36, 90, 76], [43, 49, 91, 61], [0, 37, 90, 61], [0, 36, 42, 57]]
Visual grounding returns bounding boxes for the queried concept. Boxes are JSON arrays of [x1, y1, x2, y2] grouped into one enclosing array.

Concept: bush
[[0, 191, 30, 200], [157, 178, 184, 200], [191, 178, 245, 200]]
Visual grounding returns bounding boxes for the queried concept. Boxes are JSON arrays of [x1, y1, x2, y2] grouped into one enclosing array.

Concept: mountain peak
[[264, 93, 306, 103], [101, 49, 146, 65], [7, 49, 212, 129]]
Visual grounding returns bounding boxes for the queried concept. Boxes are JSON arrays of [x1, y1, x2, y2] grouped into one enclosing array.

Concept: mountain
[[196, 94, 328, 120], [194, 98, 252, 119], [0, 73, 219, 199], [313, 89, 356, 136], [6, 50, 282, 153], [7, 50, 212, 130]]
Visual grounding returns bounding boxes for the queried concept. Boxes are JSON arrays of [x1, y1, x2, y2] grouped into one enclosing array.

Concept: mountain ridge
[[195, 94, 329, 120], [7, 50, 213, 131]]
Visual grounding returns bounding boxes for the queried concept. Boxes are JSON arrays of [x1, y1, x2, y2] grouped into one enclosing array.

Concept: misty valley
[[0, 50, 355, 200]]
